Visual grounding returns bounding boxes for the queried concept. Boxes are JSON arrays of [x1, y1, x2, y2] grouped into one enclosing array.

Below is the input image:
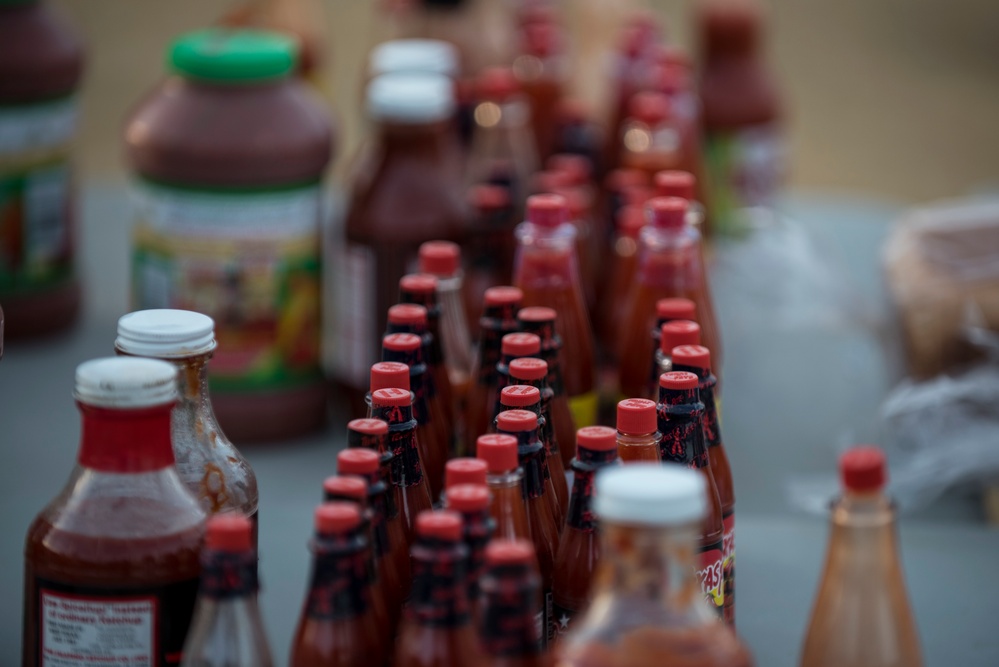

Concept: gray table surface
[[2, 183, 998, 665]]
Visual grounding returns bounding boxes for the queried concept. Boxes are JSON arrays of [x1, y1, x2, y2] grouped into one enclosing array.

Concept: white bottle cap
[[595, 464, 706, 526], [75, 357, 178, 408], [366, 72, 455, 123], [115, 309, 216, 359], [369, 39, 459, 79]]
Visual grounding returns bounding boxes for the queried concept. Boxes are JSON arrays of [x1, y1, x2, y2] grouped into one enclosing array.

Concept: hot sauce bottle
[[483, 332, 542, 428], [479, 539, 552, 667], [476, 434, 533, 542], [514, 194, 597, 429], [290, 503, 386, 667], [559, 465, 753, 667], [598, 205, 645, 360], [648, 319, 701, 399], [495, 409, 558, 647], [616, 398, 661, 463], [656, 371, 725, 617], [23, 357, 206, 667], [395, 511, 482, 667], [649, 297, 697, 369], [465, 186, 517, 328], [513, 18, 567, 161], [552, 426, 620, 641], [444, 484, 496, 614]]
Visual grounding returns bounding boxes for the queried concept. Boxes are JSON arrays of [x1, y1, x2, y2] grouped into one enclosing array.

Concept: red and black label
[[657, 387, 706, 468], [501, 429, 547, 501], [478, 565, 543, 657], [199, 551, 257, 599], [407, 540, 470, 628], [372, 404, 425, 489], [566, 448, 618, 531], [305, 538, 371, 620]]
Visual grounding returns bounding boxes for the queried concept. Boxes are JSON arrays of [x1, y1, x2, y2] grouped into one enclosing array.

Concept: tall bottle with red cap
[[477, 434, 532, 543], [483, 332, 542, 426], [616, 398, 661, 463], [514, 17, 567, 161], [649, 319, 701, 398], [598, 204, 645, 359], [466, 186, 517, 321], [619, 91, 690, 178], [181, 514, 273, 666], [290, 503, 386, 667], [552, 426, 620, 642], [800, 446, 923, 667], [649, 297, 697, 366], [445, 484, 495, 613], [514, 194, 597, 429]]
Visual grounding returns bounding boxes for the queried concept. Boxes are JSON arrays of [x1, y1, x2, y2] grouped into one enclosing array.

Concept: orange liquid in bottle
[[615, 399, 662, 463], [476, 434, 533, 542], [515, 20, 566, 161], [597, 205, 644, 360]]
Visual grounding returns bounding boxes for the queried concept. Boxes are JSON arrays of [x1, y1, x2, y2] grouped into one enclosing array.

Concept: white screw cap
[[366, 72, 455, 123], [595, 463, 706, 526], [116, 309, 216, 359], [75, 357, 178, 408], [369, 39, 459, 78]]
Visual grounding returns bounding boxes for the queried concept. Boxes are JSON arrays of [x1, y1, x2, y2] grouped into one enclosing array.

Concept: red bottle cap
[[315, 502, 361, 534], [577, 426, 618, 452], [554, 97, 588, 125], [522, 20, 559, 58], [517, 306, 556, 324], [652, 63, 691, 96], [840, 446, 886, 492], [371, 387, 412, 407], [469, 184, 511, 212], [654, 170, 696, 201], [485, 286, 524, 307], [661, 321, 701, 353], [347, 418, 389, 437], [416, 510, 463, 541], [370, 361, 411, 392], [605, 168, 649, 193], [323, 475, 368, 501], [502, 332, 541, 356], [337, 447, 381, 475], [485, 538, 537, 567], [418, 241, 461, 277], [532, 169, 573, 194], [476, 434, 519, 471], [500, 384, 541, 408], [652, 43, 693, 72], [672, 344, 711, 371], [383, 332, 421, 353], [446, 484, 491, 512], [647, 196, 688, 229], [445, 458, 488, 489], [399, 273, 437, 296], [547, 153, 592, 185], [617, 205, 645, 237], [387, 304, 428, 326], [496, 409, 537, 433], [526, 193, 568, 228], [628, 91, 671, 125], [478, 66, 520, 101], [509, 357, 548, 381], [659, 371, 699, 390], [657, 298, 697, 321], [205, 513, 253, 553], [617, 398, 657, 435]]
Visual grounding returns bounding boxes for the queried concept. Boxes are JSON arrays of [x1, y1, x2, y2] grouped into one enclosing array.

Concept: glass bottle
[[465, 185, 517, 326], [603, 169, 650, 237], [444, 483, 496, 614], [513, 18, 568, 161], [482, 332, 542, 428], [551, 98, 603, 182], [646, 297, 697, 395], [181, 514, 273, 666], [648, 319, 701, 399], [597, 204, 644, 361], [657, 371, 725, 617], [115, 309, 258, 528], [799, 447, 924, 667], [395, 510, 482, 667], [23, 358, 206, 666], [476, 433, 533, 542], [616, 398, 661, 463], [559, 464, 753, 667], [514, 194, 597, 429], [290, 503, 386, 667], [552, 426, 620, 642], [619, 90, 696, 180], [604, 20, 661, 172]]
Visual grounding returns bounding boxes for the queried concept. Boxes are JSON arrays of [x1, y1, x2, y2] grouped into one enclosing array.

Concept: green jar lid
[[169, 29, 298, 83]]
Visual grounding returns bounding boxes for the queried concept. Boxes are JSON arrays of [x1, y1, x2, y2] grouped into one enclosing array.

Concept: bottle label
[[723, 510, 735, 624], [568, 391, 598, 428], [306, 549, 371, 620], [551, 600, 576, 643], [701, 384, 722, 449], [33, 576, 199, 667], [131, 182, 323, 392], [696, 541, 725, 617], [0, 98, 78, 295], [330, 241, 377, 389], [545, 589, 554, 647], [200, 552, 258, 599]]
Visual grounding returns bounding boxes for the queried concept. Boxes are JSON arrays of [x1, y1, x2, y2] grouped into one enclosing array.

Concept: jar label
[[568, 391, 598, 428], [131, 182, 323, 392], [723, 510, 735, 624], [329, 241, 377, 389], [0, 98, 78, 295], [696, 541, 725, 617]]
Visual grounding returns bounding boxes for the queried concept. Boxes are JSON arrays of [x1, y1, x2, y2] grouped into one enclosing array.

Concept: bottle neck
[[378, 120, 455, 159], [199, 549, 259, 600], [826, 492, 901, 575], [673, 364, 722, 449], [567, 449, 619, 531], [371, 404, 424, 488], [656, 387, 707, 468], [637, 226, 700, 287], [407, 538, 470, 627], [458, 508, 496, 598], [499, 429, 547, 500], [78, 403, 176, 473], [479, 563, 543, 657], [305, 531, 372, 620], [476, 321, 518, 385]]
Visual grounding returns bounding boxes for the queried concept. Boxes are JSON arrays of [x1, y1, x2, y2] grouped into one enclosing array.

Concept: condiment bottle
[[181, 514, 273, 666], [800, 447, 924, 667], [698, 0, 784, 236], [23, 358, 206, 666], [597, 204, 645, 360], [513, 18, 567, 161], [395, 511, 481, 667], [551, 99, 602, 181], [444, 483, 496, 613], [465, 185, 517, 325], [370, 387, 434, 545], [445, 457, 488, 490], [672, 344, 735, 624], [466, 286, 523, 453], [485, 332, 542, 425], [479, 539, 552, 667], [290, 503, 386, 667], [381, 331, 448, 499], [559, 465, 753, 667], [603, 168, 650, 232], [517, 306, 577, 468], [335, 72, 464, 411], [514, 194, 597, 428], [126, 30, 332, 441], [604, 20, 661, 171], [496, 409, 558, 646], [0, 0, 84, 338], [656, 371, 725, 617], [651, 297, 697, 357], [552, 426, 620, 642], [476, 434, 532, 543], [115, 309, 258, 528], [648, 319, 701, 398], [616, 398, 661, 463], [618, 91, 688, 178]]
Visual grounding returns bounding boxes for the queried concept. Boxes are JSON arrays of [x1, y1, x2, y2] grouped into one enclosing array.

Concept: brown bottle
[[465, 186, 517, 329], [476, 434, 532, 542], [513, 18, 567, 161], [597, 204, 644, 360]]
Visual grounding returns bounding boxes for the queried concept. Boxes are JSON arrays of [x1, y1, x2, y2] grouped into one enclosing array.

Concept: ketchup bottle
[[599, 204, 643, 358], [395, 511, 481, 667], [552, 426, 620, 641], [465, 186, 517, 327], [496, 409, 558, 647], [382, 331, 448, 499], [517, 306, 577, 468], [616, 398, 661, 463], [290, 503, 386, 667], [483, 332, 542, 426], [648, 319, 702, 399], [605, 21, 660, 172], [672, 344, 735, 625], [514, 194, 597, 428], [657, 371, 725, 617], [476, 434, 532, 543], [23, 358, 206, 667], [181, 514, 273, 666], [513, 18, 567, 161], [444, 484, 496, 614], [618, 91, 689, 178]]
